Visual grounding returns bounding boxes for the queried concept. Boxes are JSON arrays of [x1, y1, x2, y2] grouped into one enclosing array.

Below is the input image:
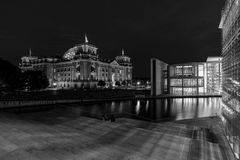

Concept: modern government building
[[151, 57, 222, 96], [19, 36, 133, 89], [219, 0, 240, 158]]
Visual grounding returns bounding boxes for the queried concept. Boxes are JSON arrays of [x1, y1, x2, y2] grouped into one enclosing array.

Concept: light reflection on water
[[170, 98, 221, 120], [67, 98, 222, 122]]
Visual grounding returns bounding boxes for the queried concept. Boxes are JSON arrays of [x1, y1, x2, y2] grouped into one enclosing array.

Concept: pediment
[[110, 60, 120, 66]]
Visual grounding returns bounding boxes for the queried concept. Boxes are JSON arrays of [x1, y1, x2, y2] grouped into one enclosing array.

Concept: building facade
[[168, 62, 206, 95], [206, 57, 222, 94], [219, 0, 240, 158], [20, 36, 132, 89], [19, 49, 58, 86], [150, 57, 222, 96], [150, 58, 168, 96]]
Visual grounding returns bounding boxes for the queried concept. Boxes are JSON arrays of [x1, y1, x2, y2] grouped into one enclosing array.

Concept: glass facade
[[198, 65, 204, 76], [183, 79, 198, 86], [206, 57, 222, 94], [170, 79, 182, 86], [169, 63, 206, 96], [167, 61, 222, 96], [220, 0, 240, 158], [153, 58, 222, 96]]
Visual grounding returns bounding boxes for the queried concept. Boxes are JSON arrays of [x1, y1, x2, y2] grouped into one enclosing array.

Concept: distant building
[[19, 36, 132, 89], [150, 57, 222, 96], [219, 0, 240, 158]]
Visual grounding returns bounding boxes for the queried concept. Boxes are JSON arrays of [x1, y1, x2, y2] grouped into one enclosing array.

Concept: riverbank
[[0, 89, 144, 101], [0, 113, 234, 160], [0, 89, 138, 109], [0, 89, 223, 110], [1, 89, 221, 102], [138, 94, 222, 99]]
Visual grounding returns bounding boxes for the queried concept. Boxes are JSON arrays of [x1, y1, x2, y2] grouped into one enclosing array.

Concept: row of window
[[55, 68, 71, 72], [170, 87, 205, 95], [58, 73, 71, 77], [170, 78, 204, 87], [172, 65, 204, 77]]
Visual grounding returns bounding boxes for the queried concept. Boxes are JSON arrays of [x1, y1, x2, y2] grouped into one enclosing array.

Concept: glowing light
[[63, 46, 78, 60], [85, 34, 89, 43], [146, 101, 149, 111], [176, 66, 183, 68], [183, 66, 193, 68], [136, 100, 140, 114], [122, 48, 125, 55], [222, 103, 234, 115], [232, 80, 240, 85], [220, 115, 226, 123]]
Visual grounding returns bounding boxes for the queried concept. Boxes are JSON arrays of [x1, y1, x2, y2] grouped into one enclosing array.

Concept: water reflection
[[67, 98, 221, 122]]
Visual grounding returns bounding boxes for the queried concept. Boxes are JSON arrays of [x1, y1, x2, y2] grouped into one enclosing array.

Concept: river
[[22, 98, 222, 122]]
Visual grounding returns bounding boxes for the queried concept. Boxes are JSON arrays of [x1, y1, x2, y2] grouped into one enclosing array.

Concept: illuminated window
[[183, 88, 197, 95], [172, 88, 183, 95], [198, 78, 204, 86], [199, 87, 204, 93], [175, 66, 183, 76], [183, 79, 197, 86], [198, 65, 204, 76], [185, 66, 193, 74], [170, 79, 182, 86]]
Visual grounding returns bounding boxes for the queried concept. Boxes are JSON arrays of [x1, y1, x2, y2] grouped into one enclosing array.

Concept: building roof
[[206, 57, 222, 62], [171, 62, 206, 66]]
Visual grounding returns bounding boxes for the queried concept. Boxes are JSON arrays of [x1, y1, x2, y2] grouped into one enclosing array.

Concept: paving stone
[[0, 114, 235, 160]]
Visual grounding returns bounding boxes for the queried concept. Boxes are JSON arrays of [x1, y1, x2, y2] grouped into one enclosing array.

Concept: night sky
[[0, 0, 225, 77]]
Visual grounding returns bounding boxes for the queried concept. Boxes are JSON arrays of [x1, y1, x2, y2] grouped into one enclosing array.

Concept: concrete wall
[[151, 58, 168, 96]]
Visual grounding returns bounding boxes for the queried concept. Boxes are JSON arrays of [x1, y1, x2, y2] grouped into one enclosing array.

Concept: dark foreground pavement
[[0, 112, 235, 160]]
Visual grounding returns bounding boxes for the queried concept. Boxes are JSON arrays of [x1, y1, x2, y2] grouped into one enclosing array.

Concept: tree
[[0, 58, 50, 91], [115, 81, 121, 86], [121, 80, 127, 86], [0, 58, 22, 90], [97, 80, 106, 87], [21, 71, 49, 90]]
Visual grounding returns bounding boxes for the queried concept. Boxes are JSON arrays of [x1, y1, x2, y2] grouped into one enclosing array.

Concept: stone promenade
[[0, 112, 235, 160]]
